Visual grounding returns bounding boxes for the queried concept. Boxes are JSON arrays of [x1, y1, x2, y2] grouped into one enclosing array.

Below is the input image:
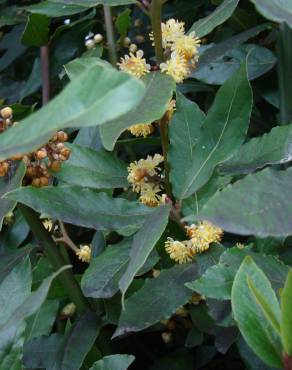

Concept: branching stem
[[150, 0, 164, 63], [40, 45, 50, 105], [103, 5, 117, 66]]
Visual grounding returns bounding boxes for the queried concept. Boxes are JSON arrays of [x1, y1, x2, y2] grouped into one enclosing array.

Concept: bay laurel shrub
[[0, 0, 292, 369]]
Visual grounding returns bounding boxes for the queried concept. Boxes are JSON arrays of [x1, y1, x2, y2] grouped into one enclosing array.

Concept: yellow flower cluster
[[154, 19, 201, 83], [76, 245, 91, 263], [117, 50, 150, 78], [127, 154, 166, 207], [165, 221, 223, 264]]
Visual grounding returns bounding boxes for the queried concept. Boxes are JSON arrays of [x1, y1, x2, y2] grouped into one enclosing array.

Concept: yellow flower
[[127, 154, 164, 192], [160, 51, 189, 83], [165, 238, 193, 264], [150, 19, 185, 49], [117, 50, 150, 78], [186, 220, 223, 245], [42, 218, 53, 232], [76, 245, 91, 263], [171, 32, 201, 60], [139, 182, 163, 207], [128, 123, 154, 138]]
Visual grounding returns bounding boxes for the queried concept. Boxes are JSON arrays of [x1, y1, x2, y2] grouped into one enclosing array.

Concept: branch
[[150, 0, 164, 63], [103, 5, 118, 66], [40, 45, 50, 105]]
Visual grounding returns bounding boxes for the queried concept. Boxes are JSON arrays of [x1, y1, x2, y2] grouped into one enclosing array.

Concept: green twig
[[103, 5, 117, 66], [277, 23, 292, 124], [19, 204, 90, 314], [150, 0, 164, 63]]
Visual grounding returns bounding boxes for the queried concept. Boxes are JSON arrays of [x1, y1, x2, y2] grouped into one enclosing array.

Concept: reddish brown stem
[[40, 45, 50, 106]]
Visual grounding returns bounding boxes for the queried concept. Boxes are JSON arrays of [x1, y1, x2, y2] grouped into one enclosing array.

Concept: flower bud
[[1, 107, 13, 119], [36, 148, 47, 160], [135, 35, 145, 44], [40, 176, 49, 187], [129, 43, 138, 53], [123, 37, 131, 47], [61, 302, 76, 317], [50, 161, 61, 172], [94, 33, 103, 43], [85, 39, 95, 49], [0, 161, 9, 177], [57, 131, 68, 142], [32, 178, 41, 187], [161, 332, 172, 344]]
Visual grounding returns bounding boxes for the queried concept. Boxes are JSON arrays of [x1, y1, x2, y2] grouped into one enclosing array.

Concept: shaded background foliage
[[0, 0, 292, 370]]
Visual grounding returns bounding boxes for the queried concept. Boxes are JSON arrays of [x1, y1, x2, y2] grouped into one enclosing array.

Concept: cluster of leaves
[[1, 0, 292, 369]]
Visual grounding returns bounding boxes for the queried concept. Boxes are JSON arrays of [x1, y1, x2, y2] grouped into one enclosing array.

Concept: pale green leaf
[[250, 0, 292, 25], [281, 270, 292, 355], [89, 354, 135, 370]]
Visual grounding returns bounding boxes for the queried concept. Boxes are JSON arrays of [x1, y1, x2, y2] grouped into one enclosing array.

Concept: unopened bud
[[50, 161, 61, 172], [161, 332, 172, 344], [1, 107, 13, 119], [39, 176, 49, 187], [85, 39, 95, 49], [134, 19, 143, 27], [61, 302, 76, 317], [135, 35, 145, 43], [94, 33, 103, 43], [36, 149, 47, 160], [57, 131, 68, 142], [129, 43, 138, 53], [123, 37, 131, 47]]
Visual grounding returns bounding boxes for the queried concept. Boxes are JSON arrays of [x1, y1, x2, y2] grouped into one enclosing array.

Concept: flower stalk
[[150, 0, 164, 63], [103, 5, 117, 66]]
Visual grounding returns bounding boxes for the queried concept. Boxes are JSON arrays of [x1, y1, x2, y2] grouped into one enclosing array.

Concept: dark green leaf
[[178, 62, 252, 199], [54, 143, 128, 189], [0, 246, 32, 283], [115, 9, 132, 39], [189, 0, 239, 37], [114, 263, 197, 337], [168, 93, 205, 199], [119, 205, 170, 304], [25, 300, 59, 341], [200, 168, 292, 237], [82, 240, 132, 299], [6, 186, 153, 236], [23, 311, 100, 370], [25, 1, 89, 17], [100, 72, 175, 150], [0, 162, 26, 231], [0, 65, 145, 160], [196, 24, 270, 72], [21, 14, 50, 47], [0, 26, 27, 72], [193, 44, 276, 85], [89, 354, 135, 370], [220, 124, 292, 174], [231, 257, 282, 368]]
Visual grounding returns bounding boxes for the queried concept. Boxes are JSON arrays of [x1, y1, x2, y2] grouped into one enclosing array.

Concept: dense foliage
[[1, 0, 292, 369]]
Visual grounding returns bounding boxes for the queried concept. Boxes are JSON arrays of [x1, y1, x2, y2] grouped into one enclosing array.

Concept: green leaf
[[0, 25, 27, 72], [281, 270, 292, 355], [25, 300, 59, 341], [250, 0, 292, 25], [200, 168, 292, 237], [220, 124, 292, 174], [196, 24, 270, 72], [89, 354, 135, 370], [21, 14, 50, 47], [168, 93, 205, 199], [187, 247, 289, 301], [64, 57, 111, 80], [0, 246, 32, 283], [0, 65, 145, 160], [82, 240, 132, 299], [54, 143, 128, 189], [115, 9, 132, 39], [231, 256, 282, 368], [0, 257, 31, 327], [189, 0, 239, 38], [47, 0, 137, 7], [0, 162, 26, 231], [6, 186, 153, 236], [186, 264, 234, 300], [113, 264, 197, 337], [23, 311, 100, 370], [25, 1, 89, 17], [179, 61, 252, 199], [193, 44, 276, 85], [119, 205, 170, 304], [100, 72, 175, 150]]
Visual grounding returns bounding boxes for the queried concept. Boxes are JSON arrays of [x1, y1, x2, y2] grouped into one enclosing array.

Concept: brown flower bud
[[36, 149, 47, 160], [10, 154, 23, 161], [1, 107, 13, 119], [0, 161, 9, 177], [57, 131, 68, 142], [39, 176, 49, 187], [60, 147, 70, 159], [32, 178, 41, 187], [50, 161, 61, 172]]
